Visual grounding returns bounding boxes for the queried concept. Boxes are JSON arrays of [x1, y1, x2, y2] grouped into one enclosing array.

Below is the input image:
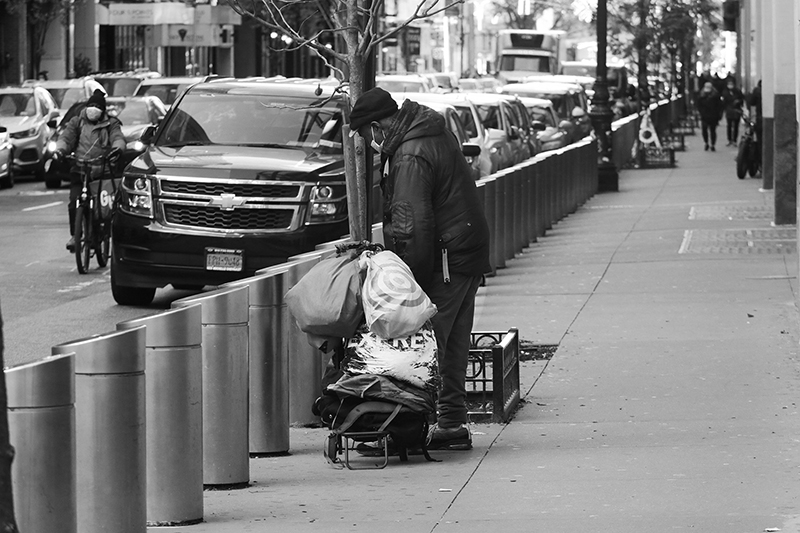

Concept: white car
[[0, 86, 59, 179], [390, 92, 496, 177], [376, 74, 433, 93], [133, 76, 210, 109], [23, 77, 106, 123]]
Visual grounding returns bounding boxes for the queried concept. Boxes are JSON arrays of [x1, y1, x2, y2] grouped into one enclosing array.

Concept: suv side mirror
[[531, 120, 547, 132], [141, 125, 157, 145], [461, 142, 481, 158], [486, 127, 507, 144], [508, 126, 520, 140], [0, 126, 7, 134]]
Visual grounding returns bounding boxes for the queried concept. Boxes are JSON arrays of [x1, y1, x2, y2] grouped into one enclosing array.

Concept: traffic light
[[723, 0, 739, 32]]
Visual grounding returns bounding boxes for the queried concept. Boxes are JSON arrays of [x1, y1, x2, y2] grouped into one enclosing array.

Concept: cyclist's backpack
[[90, 177, 118, 222]]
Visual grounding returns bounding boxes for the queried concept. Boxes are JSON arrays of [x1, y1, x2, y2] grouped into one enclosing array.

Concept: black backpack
[[314, 392, 436, 464]]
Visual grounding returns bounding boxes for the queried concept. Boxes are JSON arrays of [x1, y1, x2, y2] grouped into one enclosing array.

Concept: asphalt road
[[0, 176, 202, 368]]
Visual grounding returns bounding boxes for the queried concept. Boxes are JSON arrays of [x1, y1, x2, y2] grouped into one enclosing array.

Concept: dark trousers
[[701, 120, 718, 147], [68, 181, 81, 236], [726, 117, 740, 143], [426, 272, 482, 429]]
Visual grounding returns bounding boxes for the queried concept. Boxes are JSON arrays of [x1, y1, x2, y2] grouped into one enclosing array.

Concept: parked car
[[376, 74, 433, 93], [42, 95, 166, 188], [423, 72, 459, 93], [560, 60, 630, 100], [517, 97, 571, 152], [110, 78, 381, 305], [501, 80, 592, 142], [458, 78, 481, 92], [22, 77, 106, 122], [391, 94, 483, 180], [463, 92, 529, 167], [0, 126, 13, 188], [133, 76, 210, 109], [0, 86, 59, 179], [497, 94, 540, 158], [475, 77, 503, 93], [92, 69, 161, 97]]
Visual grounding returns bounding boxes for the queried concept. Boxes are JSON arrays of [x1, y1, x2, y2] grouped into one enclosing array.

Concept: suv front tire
[[111, 257, 156, 305]]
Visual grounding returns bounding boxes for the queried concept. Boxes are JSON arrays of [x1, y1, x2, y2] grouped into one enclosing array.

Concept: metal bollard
[[117, 305, 203, 526], [173, 286, 249, 487], [283, 249, 333, 425], [7, 353, 76, 533], [513, 168, 525, 253], [480, 177, 497, 275], [503, 171, 514, 261], [224, 267, 291, 455], [53, 327, 146, 533], [520, 164, 532, 247]]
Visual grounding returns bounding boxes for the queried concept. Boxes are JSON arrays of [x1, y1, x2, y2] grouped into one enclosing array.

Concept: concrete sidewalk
[[156, 134, 800, 533]]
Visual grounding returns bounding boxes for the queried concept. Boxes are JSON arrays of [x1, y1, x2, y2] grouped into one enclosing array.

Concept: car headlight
[[10, 127, 38, 140], [126, 140, 145, 152], [46, 140, 57, 153], [308, 183, 347, 224], [119, 174, 153, 218]]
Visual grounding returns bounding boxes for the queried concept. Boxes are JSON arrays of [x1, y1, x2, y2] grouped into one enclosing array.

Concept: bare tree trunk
[[0, 308, 19, 533]]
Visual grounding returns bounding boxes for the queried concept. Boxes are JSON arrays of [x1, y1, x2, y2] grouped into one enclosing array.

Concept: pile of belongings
[[285, 241, 440, 463]]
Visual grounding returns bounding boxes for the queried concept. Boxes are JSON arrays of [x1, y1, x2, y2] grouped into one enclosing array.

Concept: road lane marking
[[58, 276, 108, 293], [22, 201, 63, 212]]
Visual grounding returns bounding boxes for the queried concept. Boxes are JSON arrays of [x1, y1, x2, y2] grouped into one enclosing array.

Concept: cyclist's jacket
[[56, 108, 125, 174]]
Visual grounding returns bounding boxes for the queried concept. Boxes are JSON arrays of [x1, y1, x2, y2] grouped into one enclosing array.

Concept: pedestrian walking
[[722, 78, 744, 146], [696, 81, 724, 151], [348, 87, 491, 451]]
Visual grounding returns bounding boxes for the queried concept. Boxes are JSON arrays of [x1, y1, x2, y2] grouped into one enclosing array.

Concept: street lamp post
[[589, 0, 619, 192]]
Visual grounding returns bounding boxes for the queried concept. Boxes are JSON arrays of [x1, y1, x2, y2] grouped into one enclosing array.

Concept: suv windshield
[[158, 91, 344, 152]]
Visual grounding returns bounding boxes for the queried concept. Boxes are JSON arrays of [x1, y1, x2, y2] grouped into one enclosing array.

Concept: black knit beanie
[[86, 89, 106, 112]]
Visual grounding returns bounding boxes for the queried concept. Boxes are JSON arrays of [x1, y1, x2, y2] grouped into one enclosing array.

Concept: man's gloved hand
[[51, 149, 66, 162], [107, 147, 122, 163]]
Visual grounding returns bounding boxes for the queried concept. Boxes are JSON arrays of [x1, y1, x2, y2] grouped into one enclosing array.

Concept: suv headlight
[[10, 127, 38, 140], [308, 183, 347, 224], [119, 174, 153, 218]]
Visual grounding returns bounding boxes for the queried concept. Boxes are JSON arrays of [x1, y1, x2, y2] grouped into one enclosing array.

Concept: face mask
[[370, 124, 384, 153], [86, 107, 102, 122]]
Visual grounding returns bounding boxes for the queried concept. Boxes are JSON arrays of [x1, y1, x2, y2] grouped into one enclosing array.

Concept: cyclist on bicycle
[[53, 89, 124, 252]]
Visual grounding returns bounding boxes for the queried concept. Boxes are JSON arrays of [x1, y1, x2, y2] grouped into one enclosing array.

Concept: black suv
[[111, 79, 360, 305]]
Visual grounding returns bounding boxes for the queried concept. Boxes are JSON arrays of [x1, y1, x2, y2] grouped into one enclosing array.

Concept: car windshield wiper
[[159, 141, 210, 148]]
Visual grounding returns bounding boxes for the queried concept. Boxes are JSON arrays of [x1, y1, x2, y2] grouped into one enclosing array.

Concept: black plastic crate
[[466, 329, 520, 423]]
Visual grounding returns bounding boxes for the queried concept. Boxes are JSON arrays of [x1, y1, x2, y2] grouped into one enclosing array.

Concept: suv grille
[[161, 181, 301, 198], [164, 204, 294, 230]]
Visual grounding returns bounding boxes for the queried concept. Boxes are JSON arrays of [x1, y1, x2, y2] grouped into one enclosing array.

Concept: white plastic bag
[[359, 250, 437, 340], [344, 322, 440, 390]]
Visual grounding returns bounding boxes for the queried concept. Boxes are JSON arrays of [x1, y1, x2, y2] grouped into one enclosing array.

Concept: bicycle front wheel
[[74, 204, 92, 274], [96, 221, 111, 268]]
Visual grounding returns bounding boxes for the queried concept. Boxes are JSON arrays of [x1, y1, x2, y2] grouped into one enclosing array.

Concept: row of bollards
[[4, 133, 607, 532]]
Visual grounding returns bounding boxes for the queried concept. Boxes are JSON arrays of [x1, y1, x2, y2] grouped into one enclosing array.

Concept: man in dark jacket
[[722, 78, 744, 146], [54, 89, 124, 251], [696, 81, 725, 151], [350, 87, 491, 450]]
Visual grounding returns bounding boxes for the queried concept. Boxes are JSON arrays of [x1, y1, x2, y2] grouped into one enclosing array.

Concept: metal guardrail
[[466, 328, 521, 423], [9, 114, 672, 526], [117, 305, 204, 526]]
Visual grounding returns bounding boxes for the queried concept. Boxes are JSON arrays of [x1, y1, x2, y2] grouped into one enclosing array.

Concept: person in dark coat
[[349, 87, 491, 451], [54, 89, 124, 251], [722, 78, 744, 146], [696, 81, 725, 151]]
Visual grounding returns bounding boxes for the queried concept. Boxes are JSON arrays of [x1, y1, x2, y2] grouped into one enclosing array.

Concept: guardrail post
[[117, 305, 203, 526], [7, 353, 76, 533], [53, 327, 146, 533], [225, 268, 291, 455], [521, 164, 532, 246], [481, 177, 498, 275], [172, 286, 250, 487], [513, 169, 524, 253], [502, 172, 514, 261], [284, 249, 336, 425], [492, 174, 506, 269]]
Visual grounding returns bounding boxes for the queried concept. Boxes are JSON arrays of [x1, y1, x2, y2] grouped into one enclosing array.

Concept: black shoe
[[66, 237, 75, 252], [426, 423, 472, 451], [710, 145, 716, 151], [704, 144, 709, 151]]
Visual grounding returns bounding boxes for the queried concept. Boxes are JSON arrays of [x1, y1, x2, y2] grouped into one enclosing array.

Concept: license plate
[[205, 248, 243, 272]]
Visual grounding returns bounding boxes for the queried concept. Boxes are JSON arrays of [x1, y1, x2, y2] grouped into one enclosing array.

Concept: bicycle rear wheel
[[736, 139, 748, 180], [74, 204, 92, 274], [95, 221, 111, 268]]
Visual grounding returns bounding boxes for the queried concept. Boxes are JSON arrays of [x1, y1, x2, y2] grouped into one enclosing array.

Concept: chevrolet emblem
[[209, 193, 246, 211]]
